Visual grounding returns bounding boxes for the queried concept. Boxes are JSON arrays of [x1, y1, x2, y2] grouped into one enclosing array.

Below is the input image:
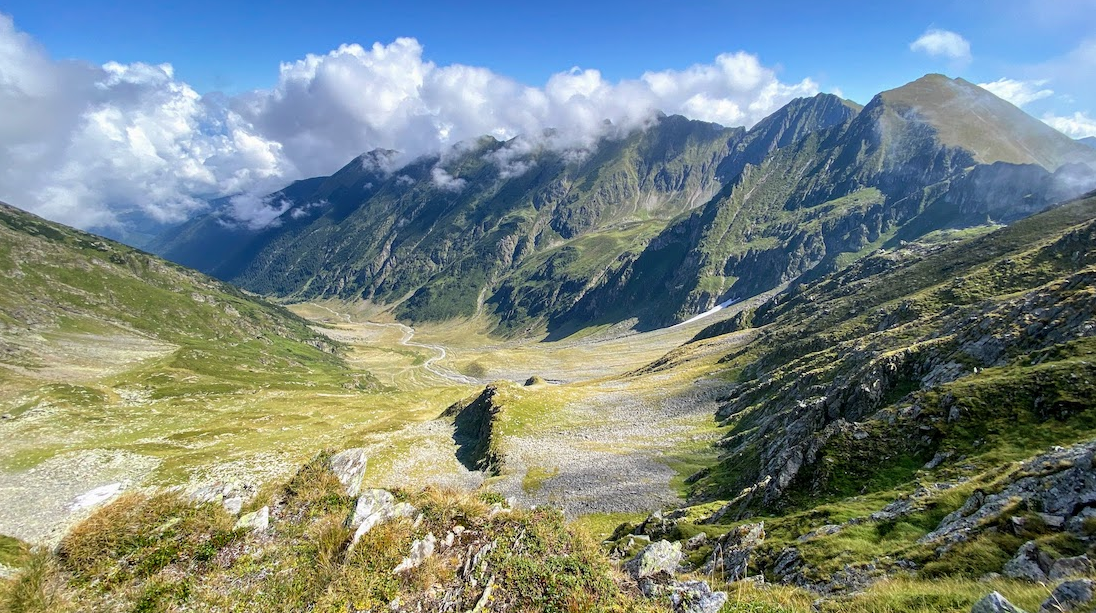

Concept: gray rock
[[1038, 513, 1067, 530], [1066, 507, 1096, 535], [1003, 542, 1051, 583], [772, 547, 805, 584], [701, 522, 764, 581], [922, 442, 1096, 548], [624, 540, 684, 580], [797, 524, 842, 542], [393, 533, 436, 573], [186, 481, 253, 515], [669, 580, 728, 613], [222, 496, 244, 516], [1049, 556, 1093, 580], [971, 591, 1028, 613], [1040, 579, 1094, 613], [328, 448, 369, 497], [349, 489, 416, 548], [684, 532, 709, 550], [234, 506, 269, 533], [924, 450, 954, 470]]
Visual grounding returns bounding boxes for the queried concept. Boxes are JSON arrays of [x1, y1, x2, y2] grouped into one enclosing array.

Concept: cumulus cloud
[[0, 14, 818, 232], [910, 28, 972, 62], [488, 137, 539, 180], [977, 78, 1054, 107], [1042, 111, 1096, 138], [0, 15, 289, 230], [236, 40, 818, 181]]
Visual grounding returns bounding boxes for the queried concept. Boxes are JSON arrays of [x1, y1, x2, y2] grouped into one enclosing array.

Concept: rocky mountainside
[[152, 114, 757, 332], [151, 75, 1096, 338], [686, 190, 1096, 512], [606, 189, 1096, 607], [0, 452, 674, 613], [565, 75, 1096, 330]]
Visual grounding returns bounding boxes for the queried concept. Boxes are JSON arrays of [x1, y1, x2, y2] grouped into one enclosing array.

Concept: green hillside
[[0, 202, 347, 392]]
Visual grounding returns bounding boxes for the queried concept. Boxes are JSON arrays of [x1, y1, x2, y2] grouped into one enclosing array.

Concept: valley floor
[[0, 298, 747, 546]]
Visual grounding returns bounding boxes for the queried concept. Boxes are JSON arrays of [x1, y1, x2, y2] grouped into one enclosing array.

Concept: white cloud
[[0, 15, 289, 230], [1042, 111, 1096, 138], [910, 29, 972, 62], [289, 199, 328, 219], [0, 14, 818, 232], [977, 78, 1054, 107], [223, 193, 292, 230], [430, 167, 467, 192]]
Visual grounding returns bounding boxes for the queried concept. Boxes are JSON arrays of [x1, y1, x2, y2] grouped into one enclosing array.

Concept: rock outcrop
[[234, 506, 269, 533], [701, 522, 765, 581], [328, 448, 369, 497], [922, 441, 1096, 551], [349, 489, 417, 548], [1040, 579, 1094, 613], [972, 592, 1028, 613]]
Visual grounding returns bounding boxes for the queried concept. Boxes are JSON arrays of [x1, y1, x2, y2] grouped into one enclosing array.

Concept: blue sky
[[5, 0, 1094, 105], [0, 0, 1094, 231]]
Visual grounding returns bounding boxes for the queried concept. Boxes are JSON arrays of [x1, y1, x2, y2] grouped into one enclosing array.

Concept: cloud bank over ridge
[[0, 15, 819, 231]]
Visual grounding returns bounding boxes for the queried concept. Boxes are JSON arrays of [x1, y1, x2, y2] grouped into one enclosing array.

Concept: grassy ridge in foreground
[[0, 453, 661, 613]]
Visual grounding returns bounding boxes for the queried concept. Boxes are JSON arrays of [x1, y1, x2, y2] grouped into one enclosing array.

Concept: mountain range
[[152, 75, 1096, 338]]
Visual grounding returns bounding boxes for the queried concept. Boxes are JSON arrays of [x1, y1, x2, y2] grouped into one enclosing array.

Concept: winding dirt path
[[307, 303, 479, 385]]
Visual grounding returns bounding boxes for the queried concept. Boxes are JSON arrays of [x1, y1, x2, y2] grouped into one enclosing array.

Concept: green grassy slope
[[0, 201, 348, 390]]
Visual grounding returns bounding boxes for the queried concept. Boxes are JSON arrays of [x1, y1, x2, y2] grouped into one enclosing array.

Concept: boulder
[[349, 489, 416, 548], [328, 448, 369, 497], [70, 482, 123, 510], [234, 506, 269, 533], [623, 540, 684, 580], [222, 496, 244, 516], [186, 481, 254, 515], [772, 547, 805, 584], [1049, 556, 1093, 580], [669, 580, 728, 613], [971, 592, 1028, 613], [684, 532, 709, 551], [393, 533, 436, 573], [701, 522, 764, 581], [1003, 541, 1052, 582], [1037, 513, 1067, 530], [1039, 579, 1094, 613]]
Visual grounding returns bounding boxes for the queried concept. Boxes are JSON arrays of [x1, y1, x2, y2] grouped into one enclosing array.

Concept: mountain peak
[[873, 74, 1096, 170]]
